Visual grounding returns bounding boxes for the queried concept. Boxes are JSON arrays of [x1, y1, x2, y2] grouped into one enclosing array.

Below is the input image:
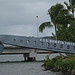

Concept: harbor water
[[0, 53, 61, 75]]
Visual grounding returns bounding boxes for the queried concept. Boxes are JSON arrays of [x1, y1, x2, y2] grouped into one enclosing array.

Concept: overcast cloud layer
[[0, 0, 68, 37]]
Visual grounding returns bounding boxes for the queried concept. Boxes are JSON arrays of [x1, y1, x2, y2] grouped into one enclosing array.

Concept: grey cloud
[[0, 0, 68, 37], [0, 0, 51, 26], [0, 24, 55, 37]]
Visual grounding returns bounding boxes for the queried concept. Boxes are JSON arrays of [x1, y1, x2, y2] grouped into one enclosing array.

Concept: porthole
[[47, 43, 50, 47], [60, 44, 63, 48], [67, 45, 70, 49], [40, 42, 43, 46], [13, 39, 16, 41], [74, 46, 75, 50], [34, 41, 36, 45], [20, 40, 23, 42], [27, 40, 30, 44], [54, 43, 56, 47]]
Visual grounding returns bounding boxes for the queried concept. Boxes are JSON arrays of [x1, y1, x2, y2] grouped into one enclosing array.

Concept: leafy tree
[[64, 0, 75, 17], [48, 3, 64, 40], [39, 22, 53, 32], [55, 9, 73, 27], [55, 18, 75, 42], [39, 3, 65, 40], [39, 3, 73, 40]]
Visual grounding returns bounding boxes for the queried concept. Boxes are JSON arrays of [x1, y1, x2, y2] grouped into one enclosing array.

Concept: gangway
[[0, 35, 75, 54]]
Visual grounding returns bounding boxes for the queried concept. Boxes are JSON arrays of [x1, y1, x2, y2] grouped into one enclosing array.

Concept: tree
[[64, 0, 75, 17], [39, 2, 75, 57], [39, 22, 53, 32], [39, 3, 64, 40], [55, 9, 74, 27], [56, 18, 75, 42]]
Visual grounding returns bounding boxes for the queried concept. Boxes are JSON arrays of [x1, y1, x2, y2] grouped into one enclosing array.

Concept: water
[[0, 53, 62, 75], [0, 54, 60, 62], [0, 62, 60, 75]]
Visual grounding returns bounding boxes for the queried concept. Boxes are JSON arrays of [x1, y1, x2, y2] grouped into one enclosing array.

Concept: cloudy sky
[[0, 0, 68, 37]]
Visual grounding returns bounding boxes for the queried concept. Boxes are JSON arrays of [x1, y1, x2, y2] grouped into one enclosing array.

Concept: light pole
[[36, 16, 38, 37]]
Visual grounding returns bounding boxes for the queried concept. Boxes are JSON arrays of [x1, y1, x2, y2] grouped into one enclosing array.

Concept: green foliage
[[51, 0, 75, 41], [39, 22, 53, 32], [39, 2, 74, 41], [51, 56, 63, 67], [45, 55, 49, 60], [45, 59, 54, 68], [55, 18, 75, 42], [62, 59, 75, 70], [43, 55, 50, 66], [52, 56, 62, 62], [64, 0, 75, 17], [52, 18, 75, 42], [39, 3, 66, 40], [44, 55, 75, 74], [44, 56, 63, 68], [48, 3, 64, 23], [40, 1, 75, 74], [56, 14, 73, 26], [71, 0, 75, 6]]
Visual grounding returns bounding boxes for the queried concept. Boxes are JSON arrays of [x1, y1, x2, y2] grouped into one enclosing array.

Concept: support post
[[30, 49, 36, 61], [23, 53, 29, 61]]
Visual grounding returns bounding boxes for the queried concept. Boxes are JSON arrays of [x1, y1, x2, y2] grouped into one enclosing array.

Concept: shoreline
[[42, 55, 75, 75], [0, 60, 44, 63]]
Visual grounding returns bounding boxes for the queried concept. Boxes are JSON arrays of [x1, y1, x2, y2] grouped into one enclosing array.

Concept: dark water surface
[[0, 62, 61, 75], [0, 54, 63, 75]]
